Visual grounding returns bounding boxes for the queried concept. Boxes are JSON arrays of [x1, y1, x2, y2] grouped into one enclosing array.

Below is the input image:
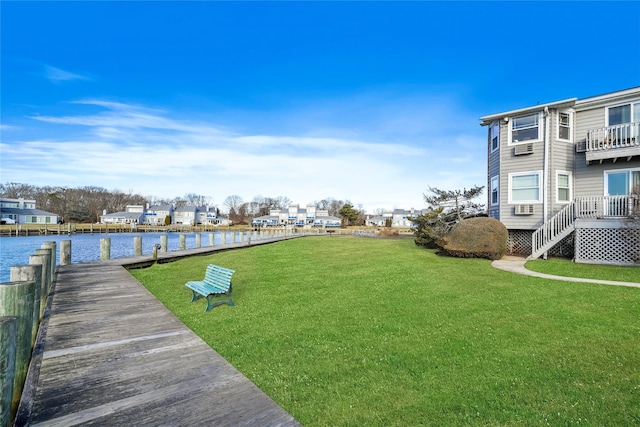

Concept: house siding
[[485, 87, 640, 230], [495, 109, 580, 230], [498, 113, 546, 230], [548, 109, 575, 213], [573, 91, 640, 196], [574, 104, 606, 196], [488, 122, 501, 219]]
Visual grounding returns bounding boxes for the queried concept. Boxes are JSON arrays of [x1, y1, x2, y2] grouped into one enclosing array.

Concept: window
[[557, 111, 572, 141], [511, 113, 541, 143], [556, 172, 572, 203], [490, 122, 500, 152], [509, 171, 542, 203], [605, 168, 640, 196], [490, 175, 499, 205], [607, 102, 640, 126]]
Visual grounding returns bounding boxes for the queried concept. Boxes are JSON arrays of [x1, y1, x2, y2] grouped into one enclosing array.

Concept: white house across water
[[0, 198, 59, 225]]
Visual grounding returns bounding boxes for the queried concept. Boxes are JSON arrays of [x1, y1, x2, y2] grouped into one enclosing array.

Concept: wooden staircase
[[528, 202, 576, 260]]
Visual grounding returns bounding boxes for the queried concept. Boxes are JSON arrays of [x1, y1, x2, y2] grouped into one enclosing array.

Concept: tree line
[[0, 182, 367, 225]]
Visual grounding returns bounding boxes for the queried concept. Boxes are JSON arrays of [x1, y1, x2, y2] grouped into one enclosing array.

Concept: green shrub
[[438, 217, 507, 260]]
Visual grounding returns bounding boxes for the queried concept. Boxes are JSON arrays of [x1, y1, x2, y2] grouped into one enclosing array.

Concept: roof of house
[[479, 97, 577, 126], [174, 206, 197, 213], [101, 211, 143, 219], [480, 86, 640, 126], [0, 207, 59, 216], [148, 205, 173, 211]]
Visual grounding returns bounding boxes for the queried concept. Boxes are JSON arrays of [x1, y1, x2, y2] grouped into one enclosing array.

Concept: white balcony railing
[[586, 122, 640, 152], [575, 195, 640, 218], [531, 202, 575, 259], [529, 195, 638, 259]]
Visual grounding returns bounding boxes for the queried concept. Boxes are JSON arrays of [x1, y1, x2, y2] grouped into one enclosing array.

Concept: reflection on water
[[0, 232, 232, 282]]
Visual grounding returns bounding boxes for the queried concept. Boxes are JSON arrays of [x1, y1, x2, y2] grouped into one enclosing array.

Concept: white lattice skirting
[[575, 220, 640, 265], [507, 230, 532, 256], [508, 230, 575, 258]]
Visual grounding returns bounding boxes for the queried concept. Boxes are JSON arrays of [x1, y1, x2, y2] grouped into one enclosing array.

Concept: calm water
[[0, 231, 233, 282]]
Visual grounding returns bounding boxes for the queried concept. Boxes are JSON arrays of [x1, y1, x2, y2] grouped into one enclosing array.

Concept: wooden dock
[[14, 246, 302, 426]]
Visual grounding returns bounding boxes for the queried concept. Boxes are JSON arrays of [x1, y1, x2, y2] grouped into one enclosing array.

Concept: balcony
[[529, 195, 638, 259], [575, 195, 639, 218], [584, 122, 640, 164]]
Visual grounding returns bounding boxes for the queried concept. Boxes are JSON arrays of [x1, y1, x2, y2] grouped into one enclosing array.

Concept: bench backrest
[[203, 264, 235, 293]]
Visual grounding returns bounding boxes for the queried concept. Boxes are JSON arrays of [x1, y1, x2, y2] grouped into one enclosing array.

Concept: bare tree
[[316, 197, 348, 217], [0, 182, 37, 199], [251, 195, 292, 216], [184, 193, 211, 207], [223, 195, 244, 215]]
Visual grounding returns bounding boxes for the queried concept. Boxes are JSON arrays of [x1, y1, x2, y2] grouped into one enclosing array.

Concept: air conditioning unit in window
[[514, 143, 534, 156], [514, 204, 534, 215]]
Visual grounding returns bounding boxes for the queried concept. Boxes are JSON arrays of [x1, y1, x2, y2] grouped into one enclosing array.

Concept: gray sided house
[[103, 204, 228, 226], [174, 205, 197, 226], [0, 197, 59, 224], [100, 205, 144, 225], [252, 204, 341, 228], [145, 205, 174, 225], [197, 208, 231, 226], [481, 87, 640, 265], [365, 209, 429, 227]]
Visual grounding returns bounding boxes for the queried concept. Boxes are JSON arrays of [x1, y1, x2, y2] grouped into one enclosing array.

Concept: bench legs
[[204, 294, 234, 312], [190, 290, 234, 312]]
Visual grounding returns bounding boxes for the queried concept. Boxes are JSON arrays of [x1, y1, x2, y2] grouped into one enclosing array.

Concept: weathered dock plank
[[16, 261, 301, 426]]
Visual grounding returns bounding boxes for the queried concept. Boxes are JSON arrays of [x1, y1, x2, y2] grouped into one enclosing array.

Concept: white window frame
[[555, 171, 572, 203], [508, 170, 543, 204], [556, 110, 573, 142], [490, 175, 499, 206], [509, 112, 543, 145], [490, 122, 500, 153], [604, 167, 640, 196], [606, 102, 640, 126]]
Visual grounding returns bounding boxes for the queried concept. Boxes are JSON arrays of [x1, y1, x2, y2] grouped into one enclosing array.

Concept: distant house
[[197, 207, 231, 226], [480, 86, 640, 265], [144, 205, 174, 225], [100, 205, 144, 224], [0, 197, 59, 224], [102, 204, 231, 226], [174, 205, 197, 225], [252, 204, 341, 227], [365, 208, 429, 228]]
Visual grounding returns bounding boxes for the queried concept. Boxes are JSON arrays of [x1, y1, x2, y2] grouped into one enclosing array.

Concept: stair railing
[[530, 201, 576, 258]]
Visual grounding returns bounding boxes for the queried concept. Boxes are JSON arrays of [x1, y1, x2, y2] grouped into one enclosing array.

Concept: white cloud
[[43, 65, 92, 83], [2, 98, 488, 213]]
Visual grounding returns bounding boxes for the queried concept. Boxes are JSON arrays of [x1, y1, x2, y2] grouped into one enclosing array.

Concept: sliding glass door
[[605, 169, 640, 216]]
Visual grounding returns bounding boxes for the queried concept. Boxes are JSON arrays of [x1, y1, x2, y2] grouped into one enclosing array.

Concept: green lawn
[[130, 237, 640, 426], [526, 258, 640, 283]]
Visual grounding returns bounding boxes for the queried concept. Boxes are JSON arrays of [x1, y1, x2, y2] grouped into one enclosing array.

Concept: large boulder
[[437, 217, 508, 260]]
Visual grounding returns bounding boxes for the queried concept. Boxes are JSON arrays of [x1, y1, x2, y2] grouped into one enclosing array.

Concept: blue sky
[[2, 1, 639, 213]]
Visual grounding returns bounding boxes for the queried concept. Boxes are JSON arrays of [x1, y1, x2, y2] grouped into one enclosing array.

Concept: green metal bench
[[185, 264, 235, 311]]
